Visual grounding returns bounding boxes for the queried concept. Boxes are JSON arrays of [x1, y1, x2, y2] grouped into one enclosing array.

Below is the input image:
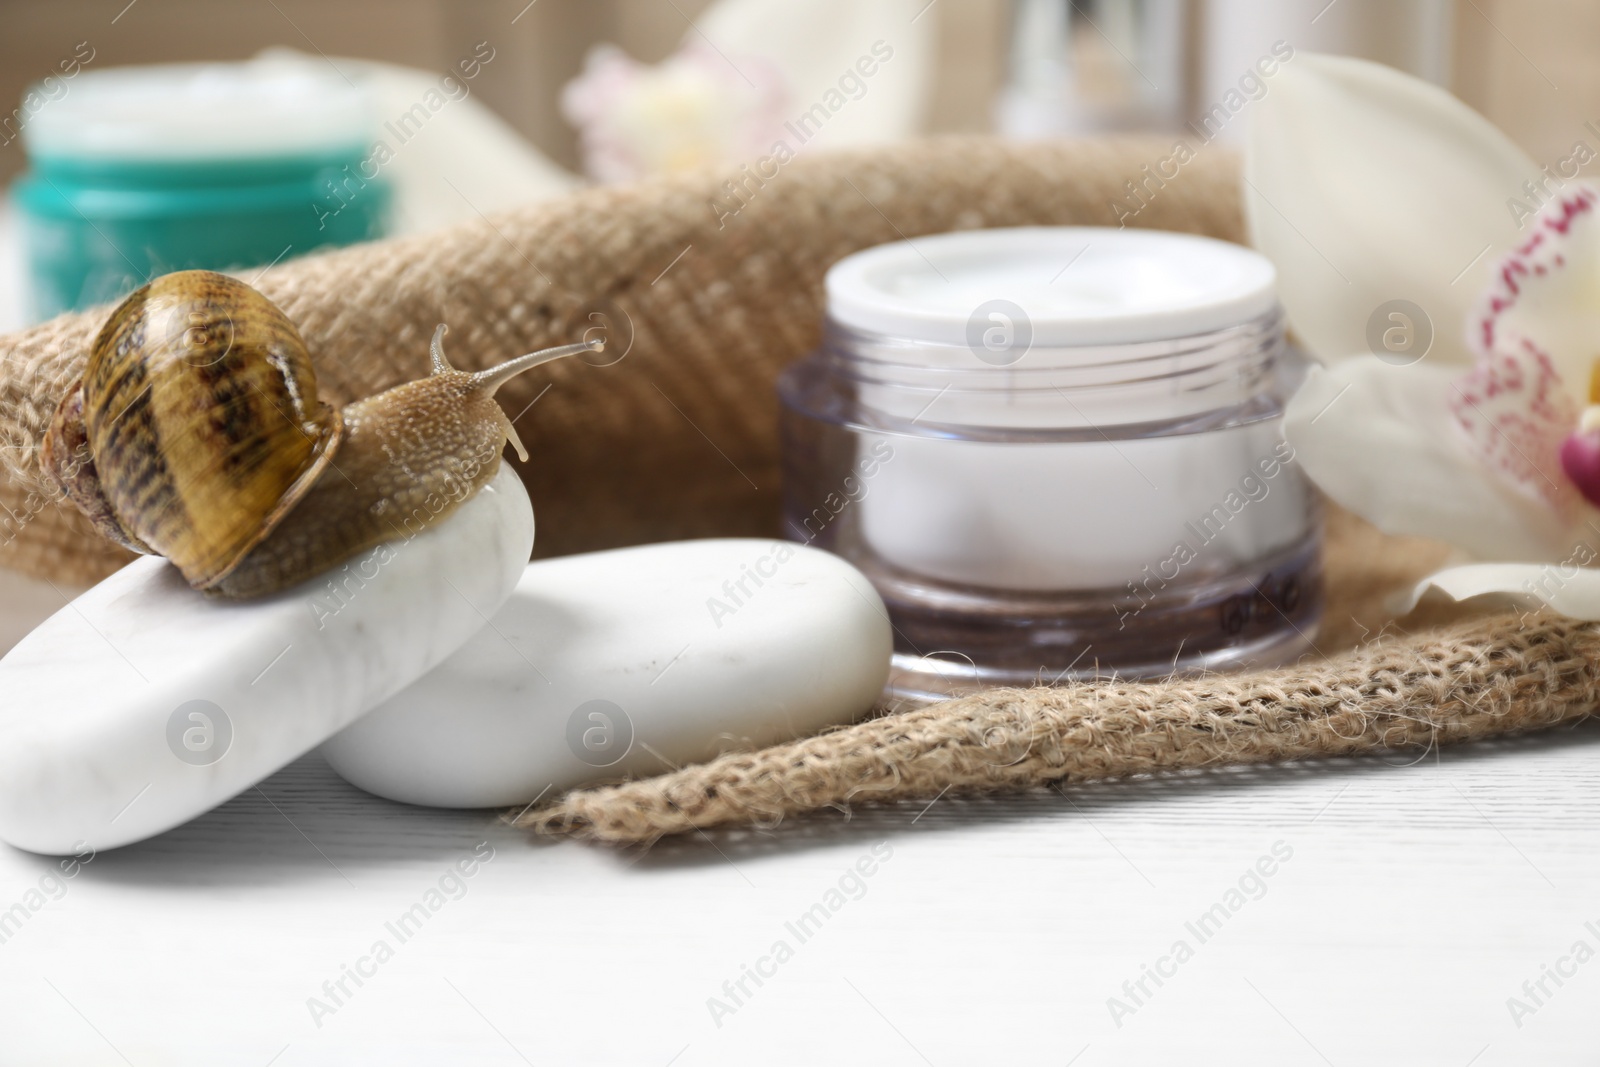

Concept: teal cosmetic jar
[[12, 59, 391, 319]]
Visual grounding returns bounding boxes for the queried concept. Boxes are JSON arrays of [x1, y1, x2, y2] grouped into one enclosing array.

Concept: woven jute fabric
[[525, 603, 1600, 845], [0, 136, 1591, 844]]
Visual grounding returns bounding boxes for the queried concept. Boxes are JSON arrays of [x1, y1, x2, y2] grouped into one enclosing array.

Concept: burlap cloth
[[1, 137, 1593, 844]]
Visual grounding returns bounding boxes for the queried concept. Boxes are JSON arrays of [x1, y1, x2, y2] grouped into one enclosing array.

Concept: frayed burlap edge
[[521, 609, 1600, 845]]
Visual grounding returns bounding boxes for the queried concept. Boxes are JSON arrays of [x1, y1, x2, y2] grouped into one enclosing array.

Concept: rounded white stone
[[0, 467, 534, 854], [319, 539, 892, 808]]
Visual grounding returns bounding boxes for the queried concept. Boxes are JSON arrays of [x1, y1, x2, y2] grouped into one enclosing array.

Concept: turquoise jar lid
[[12, 59, 392, 319]]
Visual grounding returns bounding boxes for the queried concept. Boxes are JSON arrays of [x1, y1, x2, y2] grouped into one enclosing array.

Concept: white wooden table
[[0, 700, 1596, 1065]]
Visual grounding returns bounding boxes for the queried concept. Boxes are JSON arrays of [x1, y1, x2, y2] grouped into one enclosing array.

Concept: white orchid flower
[[1248, 52, 1600, 619]]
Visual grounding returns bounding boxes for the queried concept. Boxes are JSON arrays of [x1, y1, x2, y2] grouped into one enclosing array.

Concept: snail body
[[40, 270, 596, 599]]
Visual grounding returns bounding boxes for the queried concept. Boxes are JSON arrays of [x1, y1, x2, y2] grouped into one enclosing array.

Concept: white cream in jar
[[778, 227, 1320, 700]]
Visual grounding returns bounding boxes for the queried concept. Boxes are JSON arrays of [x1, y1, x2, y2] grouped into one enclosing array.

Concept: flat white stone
[[319, 539, 893, 808], [0, 467, 533, 854]]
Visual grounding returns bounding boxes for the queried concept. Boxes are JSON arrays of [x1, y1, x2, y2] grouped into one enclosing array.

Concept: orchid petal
[[1448, 339, 1580, 514], [1472, 185, 1600, 399], [1407, 560, 1600, 620], [1245, 53, 1536, 365], [1284, 360, 1572, 561]]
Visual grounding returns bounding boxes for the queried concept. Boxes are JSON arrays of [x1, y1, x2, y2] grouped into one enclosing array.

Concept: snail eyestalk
[[430, 323, 455, 375], [471, 339, 603, 396], [430, 322, 601, 395], [428, 324, 602, 463]]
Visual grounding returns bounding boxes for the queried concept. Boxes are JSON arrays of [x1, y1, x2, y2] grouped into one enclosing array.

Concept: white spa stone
[[0, 467, 534, 855], [318, 539, 893, 808]]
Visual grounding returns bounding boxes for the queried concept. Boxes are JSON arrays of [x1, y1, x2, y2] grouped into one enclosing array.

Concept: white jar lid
[[22, 56, 376, 162], [825, 226, 1278, 350]]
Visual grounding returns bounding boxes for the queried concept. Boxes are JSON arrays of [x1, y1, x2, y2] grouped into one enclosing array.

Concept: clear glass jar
[[778, 227, 1321, 702]]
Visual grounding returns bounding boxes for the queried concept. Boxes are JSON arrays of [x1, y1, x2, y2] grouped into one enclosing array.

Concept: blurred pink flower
[[561, 41, 789, 183]]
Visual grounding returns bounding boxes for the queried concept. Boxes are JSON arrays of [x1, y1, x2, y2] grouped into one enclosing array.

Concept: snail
[[39, 270, 598, 600]]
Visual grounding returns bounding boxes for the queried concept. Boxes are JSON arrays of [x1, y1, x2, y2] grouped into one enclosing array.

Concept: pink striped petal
[[1472, 185, 1600, 394], [1449, 338, 1580, 515]]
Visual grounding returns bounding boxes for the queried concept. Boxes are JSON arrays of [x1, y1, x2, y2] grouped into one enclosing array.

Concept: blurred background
[[2, 0, 1589, 181], [2, 0, 1595, 173]]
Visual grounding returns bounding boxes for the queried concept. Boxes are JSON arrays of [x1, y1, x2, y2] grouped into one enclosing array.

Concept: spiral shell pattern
[[78, 271, 342, 589]]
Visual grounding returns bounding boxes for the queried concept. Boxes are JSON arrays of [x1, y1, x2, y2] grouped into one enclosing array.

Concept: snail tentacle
[[496, 408, 530, 463], [429, 323, 455, 375], [464, 335, 603, 462], [470, 339, 603, 396]]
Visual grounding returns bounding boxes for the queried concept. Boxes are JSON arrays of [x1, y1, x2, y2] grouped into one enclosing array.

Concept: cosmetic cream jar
[[13, 57, 390, 318], [778, 227, 1321, 701]]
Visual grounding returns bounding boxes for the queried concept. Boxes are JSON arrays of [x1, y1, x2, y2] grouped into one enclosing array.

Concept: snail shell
[[40, 270, 597, 599], [51, 271, 342, 587]]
